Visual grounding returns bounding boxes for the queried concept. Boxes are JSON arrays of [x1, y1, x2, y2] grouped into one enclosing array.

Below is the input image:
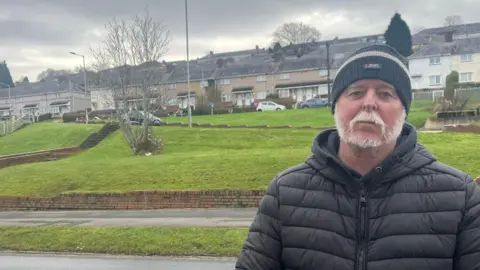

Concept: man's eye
[[378, 92, 393, 98], [349, 91, 363, 96]]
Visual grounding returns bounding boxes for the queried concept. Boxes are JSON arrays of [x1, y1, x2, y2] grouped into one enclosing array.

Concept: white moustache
[[349, 111, 385, 132]]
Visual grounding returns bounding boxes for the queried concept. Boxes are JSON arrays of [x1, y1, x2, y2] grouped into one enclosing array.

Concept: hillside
[[0, 126, 477, 196], [0, 123, 102, 156]]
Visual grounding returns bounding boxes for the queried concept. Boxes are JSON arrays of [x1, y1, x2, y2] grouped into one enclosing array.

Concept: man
[[235, 44, 480, 270]]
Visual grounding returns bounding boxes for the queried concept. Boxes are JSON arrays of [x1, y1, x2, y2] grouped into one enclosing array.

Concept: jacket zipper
[[357, 187, 368, 270]]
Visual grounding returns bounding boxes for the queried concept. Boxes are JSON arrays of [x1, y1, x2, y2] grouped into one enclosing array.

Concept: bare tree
[[90, 7, 172, 155], [445, 15, 464, 28], [272, 22, 321, 57]]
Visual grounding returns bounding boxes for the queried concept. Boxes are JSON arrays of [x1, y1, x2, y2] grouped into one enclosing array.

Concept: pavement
[[0, 208, 258, 227], [0, 253, 236, 270]]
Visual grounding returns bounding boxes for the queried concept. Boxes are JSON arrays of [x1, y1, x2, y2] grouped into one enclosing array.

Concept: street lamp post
[[185, 0, 192, 127], [69, 52, 89, 124], [325, 37, 338, 104], [0, 82, 11, 117]]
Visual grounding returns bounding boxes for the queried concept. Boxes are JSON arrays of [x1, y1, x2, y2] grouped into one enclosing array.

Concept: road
[[0, 208, 258, 227], [0, 253, 236, 270]]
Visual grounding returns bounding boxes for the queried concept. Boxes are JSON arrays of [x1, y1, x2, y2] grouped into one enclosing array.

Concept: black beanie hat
[[330, 44, 412, 115]]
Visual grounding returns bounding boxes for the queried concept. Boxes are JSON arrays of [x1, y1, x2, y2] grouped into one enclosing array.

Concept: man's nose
[[361, 88, 378, 111]]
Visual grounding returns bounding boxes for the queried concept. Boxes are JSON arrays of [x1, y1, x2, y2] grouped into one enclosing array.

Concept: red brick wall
[[443, 125, 480, 134], [0, 190, 265, 210], [0, 147, 82, 169]]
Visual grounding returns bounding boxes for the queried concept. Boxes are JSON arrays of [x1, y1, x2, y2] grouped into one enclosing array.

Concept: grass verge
[[0, 122, 102, 156], [0, 227, 246, 257], [0, 126, 479, 196], [164, 107, 433, 128]]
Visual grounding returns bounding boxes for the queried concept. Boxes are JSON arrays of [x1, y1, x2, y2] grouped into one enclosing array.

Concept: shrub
[[37, 113, 52, 122], [62, 112, 84, 123]]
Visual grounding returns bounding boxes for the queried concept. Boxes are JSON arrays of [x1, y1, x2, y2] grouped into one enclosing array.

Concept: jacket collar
[[305, 123, 436, 187]]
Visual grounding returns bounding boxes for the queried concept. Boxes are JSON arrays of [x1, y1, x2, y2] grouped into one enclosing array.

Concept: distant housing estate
[[2, 22, 480, 118]]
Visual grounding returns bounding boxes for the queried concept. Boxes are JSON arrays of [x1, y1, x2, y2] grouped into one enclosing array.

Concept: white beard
[[335, 109, 406, 149]]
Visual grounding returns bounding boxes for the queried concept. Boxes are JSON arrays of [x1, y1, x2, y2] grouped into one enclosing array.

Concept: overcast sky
[[0, 0, 477, 82]]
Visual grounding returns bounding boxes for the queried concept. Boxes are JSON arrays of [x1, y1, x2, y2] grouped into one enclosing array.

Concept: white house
[[408, 42, 453, 89], [0, 79, 90, 119]]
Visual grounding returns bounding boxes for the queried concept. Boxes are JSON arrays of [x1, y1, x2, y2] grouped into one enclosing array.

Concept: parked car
[[256, 101, 286, 112], [299, 98, 330, 109], [127, 110, 162, 126]]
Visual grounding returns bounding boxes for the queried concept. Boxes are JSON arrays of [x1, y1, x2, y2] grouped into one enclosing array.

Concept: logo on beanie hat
[[363, 63, 382, 69]]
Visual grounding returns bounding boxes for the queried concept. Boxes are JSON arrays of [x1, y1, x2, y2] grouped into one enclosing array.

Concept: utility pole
[[185, 0, 192, 127], [69, 52, 89, 124]]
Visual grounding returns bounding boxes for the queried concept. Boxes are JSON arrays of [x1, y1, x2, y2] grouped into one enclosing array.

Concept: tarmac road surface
[[0, 253, 236, 270], [0, 208, 258, 227]]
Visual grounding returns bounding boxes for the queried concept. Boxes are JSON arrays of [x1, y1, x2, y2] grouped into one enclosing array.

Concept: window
[[255, 92, 267, 99], [169, 84, 176, 89], [429, 57, 441, 65], [319, 69, 328, 76], [429, 75, 441, 85], [221, 93, 231, 102], [51, 106, 60, 113], [278, 89, 290, 98], [167, 99, 177, 105], [459, 72, 473, 82], [460, 54, 473, 62], [256, 75, 266, 82], [219, 79, 230, 85], [278, 73, 290, 80]]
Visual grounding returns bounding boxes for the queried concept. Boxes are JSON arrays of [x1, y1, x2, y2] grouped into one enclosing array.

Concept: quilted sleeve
[[454, 177, 480, 270], [235, 176, 283, 270]]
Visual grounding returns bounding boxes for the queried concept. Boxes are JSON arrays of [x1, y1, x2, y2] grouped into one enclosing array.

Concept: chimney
[[210, 51, 214, 56], [445, 31, 454, 42]]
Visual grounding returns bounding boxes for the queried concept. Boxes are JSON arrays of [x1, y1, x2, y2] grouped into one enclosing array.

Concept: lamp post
[[69, 51, 89, 124], [0, 82, 11, 117], [326, 37, 338, 104], [185, 0, 192, 127]]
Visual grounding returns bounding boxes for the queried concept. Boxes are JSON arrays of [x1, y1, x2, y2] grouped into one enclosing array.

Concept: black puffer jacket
[[235, 124, 480, 270]]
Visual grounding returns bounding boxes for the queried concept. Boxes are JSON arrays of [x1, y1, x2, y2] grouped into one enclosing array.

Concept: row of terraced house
[[2, 22, 480, 119]]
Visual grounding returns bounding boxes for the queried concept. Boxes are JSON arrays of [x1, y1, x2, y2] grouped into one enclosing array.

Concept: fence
[[413, 87, 480, 102], [455, 87, 480, 100], [413, 90, 444, 102], [0, 118, 24, 136]]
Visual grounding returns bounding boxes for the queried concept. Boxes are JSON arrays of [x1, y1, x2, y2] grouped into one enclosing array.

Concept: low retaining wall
[[0, 147, 82, 169], [0, 190, 265, 210], [443, 125, 480, 134]]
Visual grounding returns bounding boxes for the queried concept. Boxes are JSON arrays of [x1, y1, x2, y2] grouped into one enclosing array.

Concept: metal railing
[[0, 118, 24, 136]]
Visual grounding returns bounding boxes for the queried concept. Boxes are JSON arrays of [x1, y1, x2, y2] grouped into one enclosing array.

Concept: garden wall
[[0, 190, 265, 210]]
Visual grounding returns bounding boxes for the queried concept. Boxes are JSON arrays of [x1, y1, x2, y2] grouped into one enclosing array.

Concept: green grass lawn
[[163, 108, 433, 128], [0, 126, 478, 196], [0, 227, 247, 257], [0, 123, 102, 156]]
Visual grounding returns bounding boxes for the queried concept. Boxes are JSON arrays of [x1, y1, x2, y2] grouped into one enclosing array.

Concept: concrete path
[[0, 209, 257, 227], [0, 253, 236, 270]]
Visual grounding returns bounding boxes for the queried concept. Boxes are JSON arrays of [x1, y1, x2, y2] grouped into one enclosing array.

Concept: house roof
[[166, 62, 216, 83], [415, 23, 480, 37], [0, 80, 81, 99], [277, 55, 328, 72], [409, 37, 480, 58]]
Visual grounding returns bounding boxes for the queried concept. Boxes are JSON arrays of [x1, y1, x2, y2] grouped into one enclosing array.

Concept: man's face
[[334, 79, 406, 148]]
